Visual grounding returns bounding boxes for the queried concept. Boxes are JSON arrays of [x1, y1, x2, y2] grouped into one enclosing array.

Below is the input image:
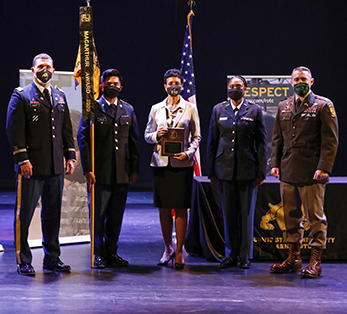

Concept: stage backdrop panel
[[19, 70, 90, 247]]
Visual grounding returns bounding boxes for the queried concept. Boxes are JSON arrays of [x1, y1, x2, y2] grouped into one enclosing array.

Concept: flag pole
[[181, 0, 201, 176], [90, 123, 95, 268], [86, 0, 95, 272], [79, 2, 96, 268], [187, 3, 195, 54]]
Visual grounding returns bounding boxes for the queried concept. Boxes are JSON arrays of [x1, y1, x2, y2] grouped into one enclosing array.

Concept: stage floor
[[1, 191, 347, 313]]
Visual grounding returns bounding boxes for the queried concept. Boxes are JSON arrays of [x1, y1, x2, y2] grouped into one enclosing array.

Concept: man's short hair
[[163, 69, 184, 85], [32, 53, 53, 67], [228, 75, 248, 88], [291, 66, 312, 77], [100, 68, 123, 85]]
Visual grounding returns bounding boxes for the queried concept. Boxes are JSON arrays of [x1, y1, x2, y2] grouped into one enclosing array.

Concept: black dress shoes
[[174, 262, 185, 270], [17, 263, 36, 276], [220, 257, 238, 268], [157, 251, 176, 266], [106, 254, 129, 267], [239, 259, 251, 269], [43, 257, 71, 272], [94, 255, 107, 269]]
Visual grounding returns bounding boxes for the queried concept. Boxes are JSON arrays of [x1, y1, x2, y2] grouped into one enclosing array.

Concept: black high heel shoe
[[157, 251, 176, 266], [174, 262, 185, 270]]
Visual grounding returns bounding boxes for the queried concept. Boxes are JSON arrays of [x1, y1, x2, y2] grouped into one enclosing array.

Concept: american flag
[[180, 12, 201, 176]]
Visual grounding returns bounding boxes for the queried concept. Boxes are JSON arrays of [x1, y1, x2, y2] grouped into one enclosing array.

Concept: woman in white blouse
[[144, 69, 201, 270]]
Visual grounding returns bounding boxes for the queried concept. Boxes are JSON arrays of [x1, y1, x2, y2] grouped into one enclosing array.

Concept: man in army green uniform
[[270, 66, 338, 278]]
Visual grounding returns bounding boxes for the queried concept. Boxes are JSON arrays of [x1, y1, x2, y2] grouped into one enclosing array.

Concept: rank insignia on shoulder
[[327, 103, 336, 117], [15, 87, 24, 92], [57, 87, 65, 93]]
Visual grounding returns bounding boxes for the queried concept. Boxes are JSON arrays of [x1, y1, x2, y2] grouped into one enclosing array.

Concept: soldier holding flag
[[78, 69, 140, 268]]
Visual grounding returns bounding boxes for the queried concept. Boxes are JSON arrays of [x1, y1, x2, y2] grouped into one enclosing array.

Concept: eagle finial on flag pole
[[187, 0, 196, 12]]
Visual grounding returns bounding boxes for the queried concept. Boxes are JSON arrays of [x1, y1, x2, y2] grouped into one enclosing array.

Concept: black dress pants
[[92, 182, 129, 256], [15, 173, 64, 265]]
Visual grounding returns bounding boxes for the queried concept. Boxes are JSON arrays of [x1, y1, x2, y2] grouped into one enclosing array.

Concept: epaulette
[[280, 96, 291, 102], [315, 95, 330, 103], [247, 100, 260, 107], [119, 99, 133, 108], [216, 100, 228, 107], [56, 87, 65, 93], [15, 87, 24, 92]]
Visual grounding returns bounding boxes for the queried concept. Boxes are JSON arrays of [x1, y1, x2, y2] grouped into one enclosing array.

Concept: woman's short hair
[[163, 69, 184, 84], [228, 75, 247, 88]]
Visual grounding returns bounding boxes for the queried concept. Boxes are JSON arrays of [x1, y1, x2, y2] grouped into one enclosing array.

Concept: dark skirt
[[152, 165, 194, 209]]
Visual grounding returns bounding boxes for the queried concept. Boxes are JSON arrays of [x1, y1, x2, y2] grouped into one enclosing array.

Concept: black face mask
[[36, 68, 52, 84], [167, 85, 182, 97], [103, 86, 120, 99], [228, 88, 244, 101]]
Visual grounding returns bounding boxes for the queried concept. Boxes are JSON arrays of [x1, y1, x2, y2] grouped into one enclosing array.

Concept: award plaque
[[161, 127, 184, 156]]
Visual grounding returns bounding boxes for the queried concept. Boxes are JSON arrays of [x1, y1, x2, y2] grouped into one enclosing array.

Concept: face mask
[[294, 82, 310, 97], [228, 88, 243, 101], [103, 86, 120, 99], [167, 85, 182, 97], [36, 68, 52, 84]]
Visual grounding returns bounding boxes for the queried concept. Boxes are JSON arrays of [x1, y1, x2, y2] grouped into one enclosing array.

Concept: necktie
[[43, 88, 51, 106], [234, 106, 239, 115], [295, 99, 302, 112], [106, 103, 114, 117]]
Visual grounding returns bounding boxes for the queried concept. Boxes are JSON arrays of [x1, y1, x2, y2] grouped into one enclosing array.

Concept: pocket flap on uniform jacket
[[57, 104, 65, 112], [120, 115, 131, 125]]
